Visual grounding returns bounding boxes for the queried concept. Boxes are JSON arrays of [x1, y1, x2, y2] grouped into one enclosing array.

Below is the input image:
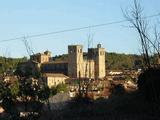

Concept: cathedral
[[30, 44, 106, 79]]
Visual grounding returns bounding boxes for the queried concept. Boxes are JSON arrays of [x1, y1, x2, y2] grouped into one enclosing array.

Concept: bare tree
[[123, 0, 160, 69], [123, 0, 160, 102], [20, 37, 53, 119], [22, 37, 34, 56]]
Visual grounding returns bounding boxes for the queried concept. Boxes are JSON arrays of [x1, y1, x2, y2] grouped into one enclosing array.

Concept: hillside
[[0, 52, 143, 74], [0, 56, 27, 74], [106, 52, 143, 70]]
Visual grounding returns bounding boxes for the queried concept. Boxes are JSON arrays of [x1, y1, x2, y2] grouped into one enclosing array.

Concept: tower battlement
[[68, 44, 106, 79]]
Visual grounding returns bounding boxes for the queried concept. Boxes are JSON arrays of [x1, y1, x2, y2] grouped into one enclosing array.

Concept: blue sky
[[0, 0, 160, 57]]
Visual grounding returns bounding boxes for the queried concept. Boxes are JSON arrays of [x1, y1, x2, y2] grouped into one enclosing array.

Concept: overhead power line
[[0, 13, 160, 43]]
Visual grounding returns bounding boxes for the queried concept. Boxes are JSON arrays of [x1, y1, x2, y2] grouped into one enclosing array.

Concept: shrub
[[111, 84, 125, 96], [56, 84, 68, 93], [137, 67, 160, 101], [50, 86, 57, 96]]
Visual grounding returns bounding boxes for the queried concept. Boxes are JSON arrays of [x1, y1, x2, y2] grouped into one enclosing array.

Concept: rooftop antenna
[[86, 33, 94, 79], [87, 33, 94, 49]]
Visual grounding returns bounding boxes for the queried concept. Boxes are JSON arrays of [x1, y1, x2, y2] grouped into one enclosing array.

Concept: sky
[[0, 0, 160, 58]]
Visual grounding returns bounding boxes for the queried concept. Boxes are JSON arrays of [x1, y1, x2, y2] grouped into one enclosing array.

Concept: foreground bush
[[138, 67, 160, 102]]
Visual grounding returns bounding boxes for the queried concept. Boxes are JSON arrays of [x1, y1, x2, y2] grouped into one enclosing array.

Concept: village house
[[43, 73, 69, 88]]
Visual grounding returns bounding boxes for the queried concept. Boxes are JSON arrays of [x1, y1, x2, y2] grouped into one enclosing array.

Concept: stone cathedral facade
[[30, 44, 106, 79], [68, 44, 106, 79]]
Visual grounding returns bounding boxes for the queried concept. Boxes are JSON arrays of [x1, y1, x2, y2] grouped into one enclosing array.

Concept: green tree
[[10, 80, 19, 97], [56, 84, 68, 93], [0, 81, 19, 119], [12, 61, 50, 119], [50, 86, 57, 96], [38, 86, 50, 101]]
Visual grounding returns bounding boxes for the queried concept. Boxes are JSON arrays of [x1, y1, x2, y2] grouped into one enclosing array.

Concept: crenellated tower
[[68, 45, 84, 78], [88, 44, 106, 79]]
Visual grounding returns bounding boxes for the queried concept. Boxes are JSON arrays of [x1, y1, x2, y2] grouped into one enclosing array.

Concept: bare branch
[[123, 0, 160, 68]]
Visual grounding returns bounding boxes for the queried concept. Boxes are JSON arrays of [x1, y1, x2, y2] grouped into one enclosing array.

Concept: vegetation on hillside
[[0, 52, 145, 74], [106, 52, 143, 70], [0, 57, 27, 74]]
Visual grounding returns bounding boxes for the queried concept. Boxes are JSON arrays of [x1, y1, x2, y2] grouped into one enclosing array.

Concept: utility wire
[[0, 13, 160, 43]]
